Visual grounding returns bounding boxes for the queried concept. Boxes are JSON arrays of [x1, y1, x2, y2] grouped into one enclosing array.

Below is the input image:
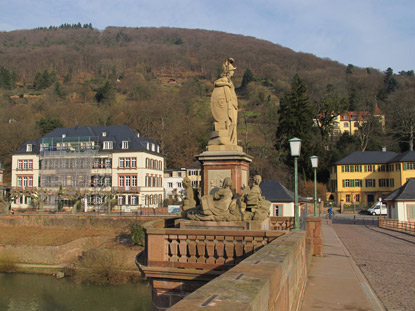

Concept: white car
[[367, 203, 387, 215]]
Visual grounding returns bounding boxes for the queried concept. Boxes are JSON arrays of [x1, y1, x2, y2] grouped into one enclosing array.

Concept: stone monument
[[196, 58, 253, 198]]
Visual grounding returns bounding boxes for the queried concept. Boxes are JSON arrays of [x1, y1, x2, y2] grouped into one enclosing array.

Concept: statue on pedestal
[[208, 58, 238, 147]]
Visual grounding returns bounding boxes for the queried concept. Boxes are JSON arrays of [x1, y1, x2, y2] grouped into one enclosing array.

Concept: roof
[[335, 151, 398, 165], [383, 178, 415, 201], [260, 179, 294, 202], [388, 151, 415, 163], [16, 125, 161, 155]]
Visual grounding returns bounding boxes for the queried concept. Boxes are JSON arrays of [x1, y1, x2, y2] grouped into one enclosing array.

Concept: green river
[[0, 273, 151, 311]]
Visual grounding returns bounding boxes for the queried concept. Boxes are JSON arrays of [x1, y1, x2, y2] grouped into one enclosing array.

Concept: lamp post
[[311, 155, 319, 217], [289, 138, 301, 230]]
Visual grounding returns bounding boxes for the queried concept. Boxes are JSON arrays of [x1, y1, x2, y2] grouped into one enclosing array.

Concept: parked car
[[367, 202, 387, 215]]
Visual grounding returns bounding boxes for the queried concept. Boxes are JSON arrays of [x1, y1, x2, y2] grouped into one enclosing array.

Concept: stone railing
[[379, 218, 415, 235], [168, 231, 307, 311], [143, 220, 285, 271], [270, 216, 294, 230]]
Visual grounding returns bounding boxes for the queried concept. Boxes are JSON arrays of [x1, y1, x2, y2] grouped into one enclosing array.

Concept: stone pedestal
[[196, 149, 252, 196]]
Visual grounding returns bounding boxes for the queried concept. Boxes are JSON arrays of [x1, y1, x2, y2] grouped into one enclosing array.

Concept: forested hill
[[0, 26, 414, 190]]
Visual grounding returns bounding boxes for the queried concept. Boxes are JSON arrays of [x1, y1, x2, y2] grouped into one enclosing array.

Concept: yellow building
[[328, 150, 415, 206], [326, 106, 385, 136]]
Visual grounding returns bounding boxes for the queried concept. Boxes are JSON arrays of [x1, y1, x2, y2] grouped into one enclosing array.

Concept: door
[[367, 194, 375, 205]]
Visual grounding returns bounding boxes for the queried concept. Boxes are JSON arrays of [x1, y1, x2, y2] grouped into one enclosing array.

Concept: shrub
[[129, 222, 145, 246]]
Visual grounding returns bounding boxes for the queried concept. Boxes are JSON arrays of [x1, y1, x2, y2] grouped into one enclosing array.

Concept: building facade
[[11, 125, 164, 211], [328, 150, 415, 206]]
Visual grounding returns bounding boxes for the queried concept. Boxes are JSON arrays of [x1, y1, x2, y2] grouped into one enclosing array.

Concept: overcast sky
[[1, 0, 414, 72]]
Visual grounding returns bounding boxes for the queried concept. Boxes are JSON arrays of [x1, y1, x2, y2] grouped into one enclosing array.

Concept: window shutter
[[342, 166, 344, 172], [342, 180, 345, 188], [403, 162, 407, 170], [351, 165, 354, 172]]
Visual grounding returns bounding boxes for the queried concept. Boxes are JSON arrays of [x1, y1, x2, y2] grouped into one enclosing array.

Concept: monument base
[[176, 218, 270, 230], [196, 149, 252, 196]]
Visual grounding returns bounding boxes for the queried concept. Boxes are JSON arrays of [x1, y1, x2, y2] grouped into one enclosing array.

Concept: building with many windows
[[11, 125, 164, 211], [328, 150, 415, 206]]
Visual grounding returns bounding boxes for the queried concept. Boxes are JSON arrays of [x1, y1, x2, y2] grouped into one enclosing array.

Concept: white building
[[11, 125, 164, 212], [163, 168, 186, 200]]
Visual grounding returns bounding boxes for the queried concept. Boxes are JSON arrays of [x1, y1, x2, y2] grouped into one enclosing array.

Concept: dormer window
[[122, 141, 129, 149], [103, 141, 113, 150], [151, 144, 155, 152], [26, 144, 32, 152], [157, 146, 160, 153], [62, 134, 66, 138], [102, 132, 107, 137], [146, 142, 150, 150]]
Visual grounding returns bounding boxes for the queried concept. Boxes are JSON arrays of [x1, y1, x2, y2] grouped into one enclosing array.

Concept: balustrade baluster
[[224, 236, 235, 264], [168, 235, 179, 262], [215, 236, 225, 265], [244, 236, 254, 256], [178, 235, 188, 263], [187, 235, 197, 263], [205, 236, 216, 264], [196, 235, 206, 264]]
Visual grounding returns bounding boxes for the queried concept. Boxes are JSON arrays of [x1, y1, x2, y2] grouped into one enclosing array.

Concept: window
[[132, 176, 137, 187], [103, 141, 113, 150], [367, 165, 373, 172], [354, 179, 362, 187], [125, 158, 130, 168], [343, 179, 350, 187], [119, 158, 124, 168], [365, 179, 376, 187], [119, 176, 124, 187], [17, 176, 22, 187], [344, 165, 350, 172], [131, 196, 138, 205], [18, 160, 23, 169], [122, 141, 129, 149], [28, 176, 33, 187], [355, 194, 360, 202], [105, 176, 112, 187], [26, 144, 32, 152], [105, 158, 112, 168], [131, 158, 136, 168], [346, 194, 351, 202], [168, 182, 173, 188], [118, 195, 125, 205], [379, 179, 389, 187]]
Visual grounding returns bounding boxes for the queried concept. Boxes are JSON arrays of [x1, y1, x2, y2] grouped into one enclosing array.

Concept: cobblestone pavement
[[332, 222, 415, 311]]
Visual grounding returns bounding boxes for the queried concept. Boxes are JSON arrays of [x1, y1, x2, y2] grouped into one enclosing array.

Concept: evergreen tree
[[95, 81, 114, 104], [276, 74, 315, 178], [36, 117, 64, 135]]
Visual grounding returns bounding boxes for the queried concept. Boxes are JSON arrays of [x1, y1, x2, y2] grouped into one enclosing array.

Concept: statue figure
[[208, 58, 238, 146], [188, 177, 234, 221], [181, 177, 198, 217], [245, 175, 271, 221], [184, 175, 270, 222]]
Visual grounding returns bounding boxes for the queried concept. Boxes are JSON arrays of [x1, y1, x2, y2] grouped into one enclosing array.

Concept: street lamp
[[289, 137, 301, 230], [311, 155, 319, 217]]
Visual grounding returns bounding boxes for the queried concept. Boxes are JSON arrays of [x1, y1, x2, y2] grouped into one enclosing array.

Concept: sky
[[0, 0, 414, 72]]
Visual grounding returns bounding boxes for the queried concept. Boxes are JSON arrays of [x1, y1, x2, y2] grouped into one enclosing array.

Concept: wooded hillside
[[1, 26, 414, 194]]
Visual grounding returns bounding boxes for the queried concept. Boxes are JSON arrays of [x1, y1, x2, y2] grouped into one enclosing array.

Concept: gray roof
[[383, 178, 415, 201], [335, 151, 398, 165], [260, 179, 294, 202], [388, 151, 415, 163], [16, 125, 160, 155]]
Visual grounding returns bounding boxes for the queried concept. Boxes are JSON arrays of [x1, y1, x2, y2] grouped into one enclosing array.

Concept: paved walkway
[[301, 221, 385, 311]]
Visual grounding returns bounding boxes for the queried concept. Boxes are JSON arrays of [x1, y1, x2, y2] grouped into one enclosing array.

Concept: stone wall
[[0, 214, 175, 230], [168, 231, 307, 311]]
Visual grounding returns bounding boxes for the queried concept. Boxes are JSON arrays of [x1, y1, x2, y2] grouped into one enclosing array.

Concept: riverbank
[[0, 214, 151, 283]]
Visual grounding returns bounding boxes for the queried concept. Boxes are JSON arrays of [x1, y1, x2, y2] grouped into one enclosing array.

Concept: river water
[[0, 273, 151, 311]]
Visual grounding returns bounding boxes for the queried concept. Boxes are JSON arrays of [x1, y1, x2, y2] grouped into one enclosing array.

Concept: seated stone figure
[[188, 177, 234, 221], [244, 175, 271, 221]]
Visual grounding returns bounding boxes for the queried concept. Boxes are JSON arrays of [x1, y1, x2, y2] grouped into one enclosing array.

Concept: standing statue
[[208, 58, 238, 146]]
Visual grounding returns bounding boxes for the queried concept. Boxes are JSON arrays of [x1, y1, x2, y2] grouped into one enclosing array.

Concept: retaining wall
[[168, 231, 307, 311]]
